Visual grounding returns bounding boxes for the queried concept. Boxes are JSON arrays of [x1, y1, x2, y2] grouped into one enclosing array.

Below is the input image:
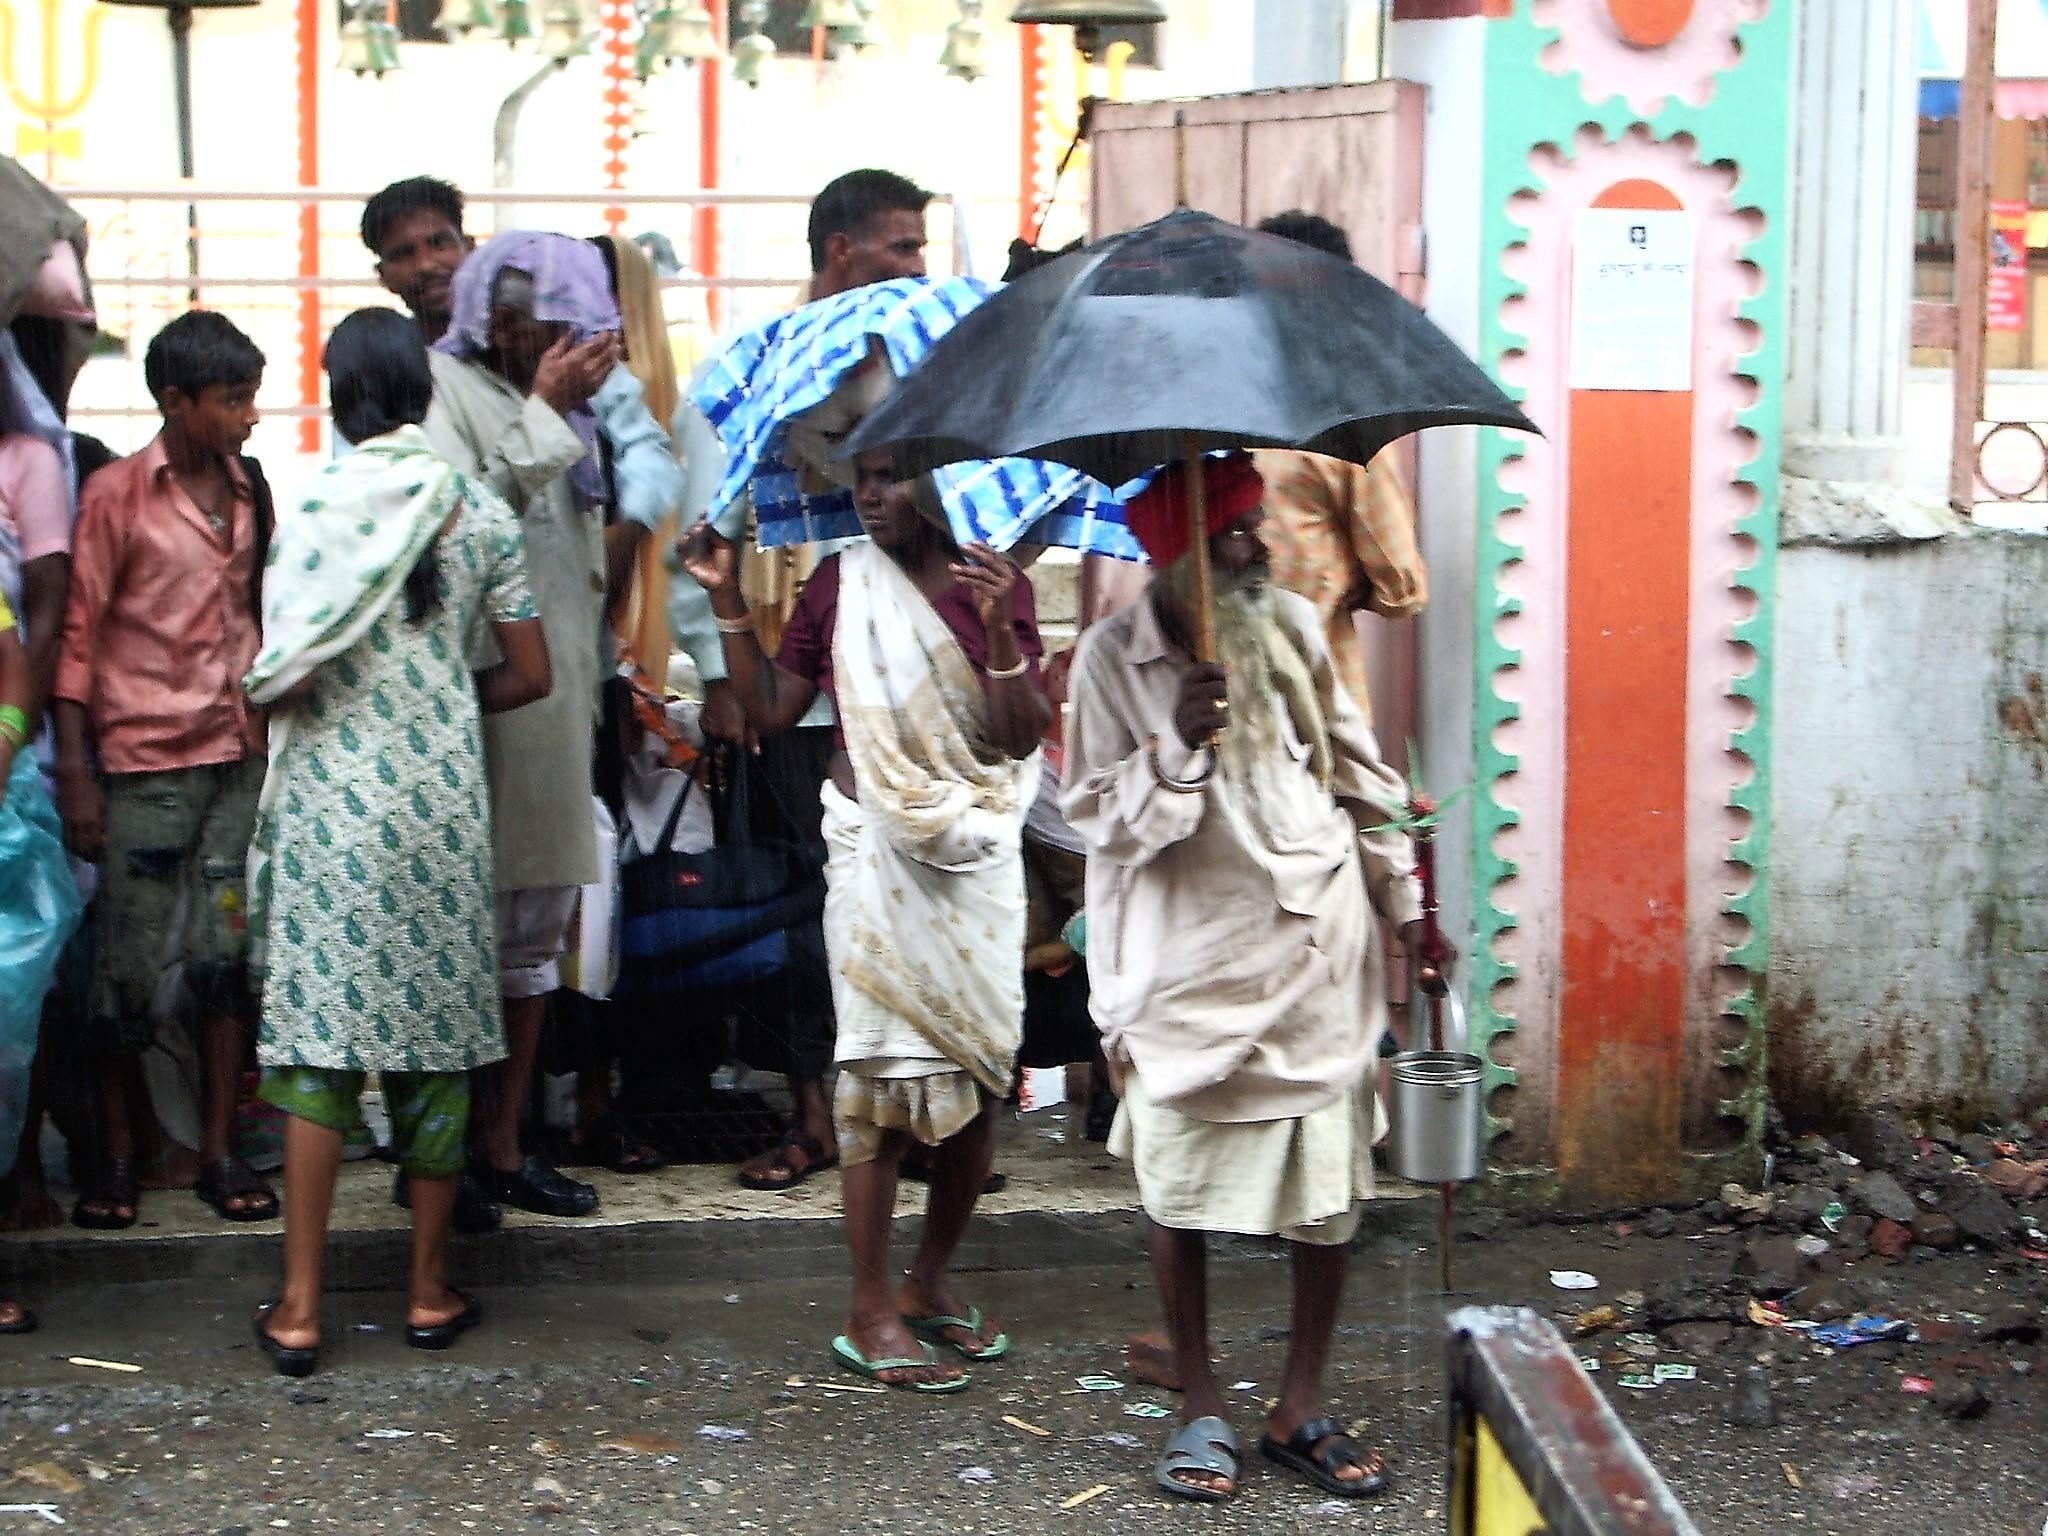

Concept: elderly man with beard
[[1060, 452, 1433, 1506]]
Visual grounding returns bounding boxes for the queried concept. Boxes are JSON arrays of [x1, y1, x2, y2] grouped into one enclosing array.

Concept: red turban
[[1124, 451, 1266, 567]]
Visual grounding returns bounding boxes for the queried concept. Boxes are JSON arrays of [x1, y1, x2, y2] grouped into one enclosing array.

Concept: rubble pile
[[1558, 1103, 2047, 1422]]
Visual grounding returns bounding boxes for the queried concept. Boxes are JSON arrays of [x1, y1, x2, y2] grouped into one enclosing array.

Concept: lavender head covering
[[435, 230, 623, 508]]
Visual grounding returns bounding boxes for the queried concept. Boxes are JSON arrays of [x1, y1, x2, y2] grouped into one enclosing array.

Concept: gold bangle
[[985, 656, 1029, 681], [1146, 734, 1215, 794], [713, 609, 755, 635]]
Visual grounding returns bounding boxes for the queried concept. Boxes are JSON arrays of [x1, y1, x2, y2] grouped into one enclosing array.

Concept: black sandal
[[406, 1288, 482, 1351], [0, 1300, 38, 1335], [1258, 1415, 1389, 1498], [737, 1129, 838, 1191], [567, 1115, 669, 1175], [72, 1157, 138, 1230], [253, 1302, 318, 1378], [197, 1156, 279, 1223]]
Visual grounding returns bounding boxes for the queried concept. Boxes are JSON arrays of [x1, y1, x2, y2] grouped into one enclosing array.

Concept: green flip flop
[[830, 1334, 972, 1393], [903, 1305, 1011, 1362]]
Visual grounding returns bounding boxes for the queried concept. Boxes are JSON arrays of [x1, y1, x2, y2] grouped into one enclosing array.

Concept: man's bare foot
[[1125, 1331, 1217, 1393], [840, 1310, 965, 1388], [0, 1174, 65, 1232], [897, 1276, 1004, 1357], [1261, 1410, 1385, 1492], [406, 1284, 471, 1332], [259, 1301, 319, 1353]]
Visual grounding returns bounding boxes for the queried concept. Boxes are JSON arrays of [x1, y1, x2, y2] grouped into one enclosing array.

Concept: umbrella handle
[[1184, 439, 1217, 663]]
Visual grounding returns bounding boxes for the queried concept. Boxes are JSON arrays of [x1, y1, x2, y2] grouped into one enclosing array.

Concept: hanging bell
[[732, 0, 774, 87], [797, 0, 864, 29], [336, 14, 377, 73], [836, 0, 880, 50], [667, 0, 719, 60], [538, 0, 589, 57], [497, 0, 536, 42], [633, 3, 674, 75], [367, 16, 406, 72], [434, 0, 496, 33], [1007, 0, 1165, 60], [940, 2, 988, 80]]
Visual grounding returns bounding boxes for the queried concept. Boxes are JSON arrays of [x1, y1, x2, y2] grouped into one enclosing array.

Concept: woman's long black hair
[[324, 308, 443, 624]]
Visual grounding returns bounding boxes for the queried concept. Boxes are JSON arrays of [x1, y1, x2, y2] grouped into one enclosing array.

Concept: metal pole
[[1950, 0, 1998, 514], [492, 58, 569, 233], [170, 2, 199, 301]]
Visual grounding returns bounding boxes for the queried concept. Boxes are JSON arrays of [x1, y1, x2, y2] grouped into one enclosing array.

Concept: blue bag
[[0, 752, 83, 1178]]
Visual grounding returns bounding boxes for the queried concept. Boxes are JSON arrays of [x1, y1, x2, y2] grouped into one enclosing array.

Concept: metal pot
[[1385, 1049, 1485, 1184]]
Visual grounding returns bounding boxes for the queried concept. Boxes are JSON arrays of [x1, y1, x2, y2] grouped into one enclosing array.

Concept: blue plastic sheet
[[0, 751, 82, 1179]]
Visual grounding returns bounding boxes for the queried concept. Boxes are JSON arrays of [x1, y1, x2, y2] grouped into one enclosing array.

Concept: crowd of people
[[0, 163, 1435, 1504]]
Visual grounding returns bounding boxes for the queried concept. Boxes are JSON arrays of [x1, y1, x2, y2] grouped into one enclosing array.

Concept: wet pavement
[[2, 1148, 2042, 1535]]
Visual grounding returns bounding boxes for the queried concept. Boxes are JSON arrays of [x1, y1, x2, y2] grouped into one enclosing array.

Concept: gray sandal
[[1154, 1415, 1239, 1503]]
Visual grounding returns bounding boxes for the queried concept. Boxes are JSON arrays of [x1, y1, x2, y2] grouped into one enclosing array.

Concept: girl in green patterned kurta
[[242, 310, 552, 1377]]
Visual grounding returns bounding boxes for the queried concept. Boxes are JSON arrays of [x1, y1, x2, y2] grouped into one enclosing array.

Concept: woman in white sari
[[679, 447, 1048, 1392]]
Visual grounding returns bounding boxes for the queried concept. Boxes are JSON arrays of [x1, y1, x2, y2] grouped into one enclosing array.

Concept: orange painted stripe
[[1554, 178, 1691, 1200]]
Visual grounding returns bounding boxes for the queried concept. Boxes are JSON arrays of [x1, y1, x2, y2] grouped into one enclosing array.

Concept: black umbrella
[[844, 207, 1535, 486], [843, 205, 1536, 656]]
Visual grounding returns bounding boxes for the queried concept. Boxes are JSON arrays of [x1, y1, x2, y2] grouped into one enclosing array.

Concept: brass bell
[[731, 1, 776, 89], [940, 1, 988, 81], [667, 0, 720, 60], [433, 0, 497, 33], [497, 0, 535, 42], [337, 15, 377, 73], [797, 0, 864, 29], [538, 0, 589, 57], [1008, 0, 1164, 60]]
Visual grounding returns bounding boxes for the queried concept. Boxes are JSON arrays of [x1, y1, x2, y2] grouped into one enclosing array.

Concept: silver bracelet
[[713, 609, 755, 635], [985, 656, 1029, 681], [1146, 734, 1215, 793]]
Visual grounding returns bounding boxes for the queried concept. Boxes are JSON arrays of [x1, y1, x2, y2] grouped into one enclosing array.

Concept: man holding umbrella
[[1060, 452, 1434, 1503]]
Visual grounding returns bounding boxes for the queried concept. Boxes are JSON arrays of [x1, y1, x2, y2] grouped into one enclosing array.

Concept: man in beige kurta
[[1060, 453, 1425, 1505], [423, 251, 620, 1222]]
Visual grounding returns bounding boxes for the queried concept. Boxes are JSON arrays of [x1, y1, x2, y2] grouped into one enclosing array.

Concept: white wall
[[1771, 532, 2048, 1123]]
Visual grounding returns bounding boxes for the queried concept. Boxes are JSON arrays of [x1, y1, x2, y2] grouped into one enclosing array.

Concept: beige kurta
[[1059, 586, 1422, 1126], [423, 350, 603, 893]]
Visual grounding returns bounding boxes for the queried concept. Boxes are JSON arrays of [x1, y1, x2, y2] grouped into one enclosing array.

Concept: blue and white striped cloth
[[691, 276, 1144, 561]]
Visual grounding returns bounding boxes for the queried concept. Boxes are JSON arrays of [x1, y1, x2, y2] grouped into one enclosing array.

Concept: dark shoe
[[0, 1300, 38, 1335], [485, 1154, 598, 1218], [406, 1288, 482, 1351], [196, 1155, 280, 1223], [253, 1302, 318, 1379], [1258, 1415, 1389, 1498], [72, 1157, 139, 1231], [736, 1128, 837, 1192], [392, 1169, 503, 1233]]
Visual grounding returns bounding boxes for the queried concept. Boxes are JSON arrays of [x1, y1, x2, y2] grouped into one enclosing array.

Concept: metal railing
[[52, 185, 981, 473]]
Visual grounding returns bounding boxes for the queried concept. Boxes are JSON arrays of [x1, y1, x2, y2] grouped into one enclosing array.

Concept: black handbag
[[613, 749, 826, 998]]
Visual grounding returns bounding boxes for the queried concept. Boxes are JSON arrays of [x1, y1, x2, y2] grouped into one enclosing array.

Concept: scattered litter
[[1614, 1290, 1645, 1311], [1571, 1306, 1618, 1337], [1781, 1463, 1801, 1489], [1828, 1473, 1881, 1500], [1820, 1202, 1847, 1232], [1306, 1501, 1355, 1517], [530, 1440, 559, 1455], [783, 1377, 885, 1395], [8, 1467, 80, 1497], [1061, 1484, 1111, 1509], [63, 1358, 138, 1375], [1001, 1414, 1052, 1438], [1793, 1235, 1830, 1259], [1621, 1332, 1661, 1359], [696, 1427, 749, 1444], [1577, 1357, 1602, 1373], [957, 1466, 996, 1485], [1899, 1377, 1935, 1396], [1811, 1315, 1911, 1350], [1652, 1364, 1697, 1383], [602, 1435, 684, 1455], [1617, 1373, 1657, 1390], [723, 1294, 740, 1305], [1124, 1402, 1173, 1419], [350, 1323, 381, 1334], [1549, 1270, 1599, 1291], [1230, 1379, 1258, 1391], [286, 1392, 327, 1406], [0, 1507, 63, 1526], [1073, 1375, 1123, 1392], [363, 1430, 414, 1440], [1090, 1432, 1144, 1451]]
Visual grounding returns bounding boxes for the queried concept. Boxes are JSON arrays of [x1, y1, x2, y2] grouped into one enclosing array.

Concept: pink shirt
[[0, 433, 69, 562], [54, 436, 263, 774]]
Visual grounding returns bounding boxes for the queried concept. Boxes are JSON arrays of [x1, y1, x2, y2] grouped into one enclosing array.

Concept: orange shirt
[[1251, 447, 1426, 725], [54, 436, 263, 774]]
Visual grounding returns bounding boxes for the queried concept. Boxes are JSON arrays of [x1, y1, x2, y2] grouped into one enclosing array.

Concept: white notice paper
[[1569, 208, 1697, 392]]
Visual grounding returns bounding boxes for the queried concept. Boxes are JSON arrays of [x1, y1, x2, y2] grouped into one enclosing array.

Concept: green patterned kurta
[[256, 491, 534, 1072]]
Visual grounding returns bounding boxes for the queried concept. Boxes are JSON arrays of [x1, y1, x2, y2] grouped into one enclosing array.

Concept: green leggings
[[258, 1067, 470, 1179]]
